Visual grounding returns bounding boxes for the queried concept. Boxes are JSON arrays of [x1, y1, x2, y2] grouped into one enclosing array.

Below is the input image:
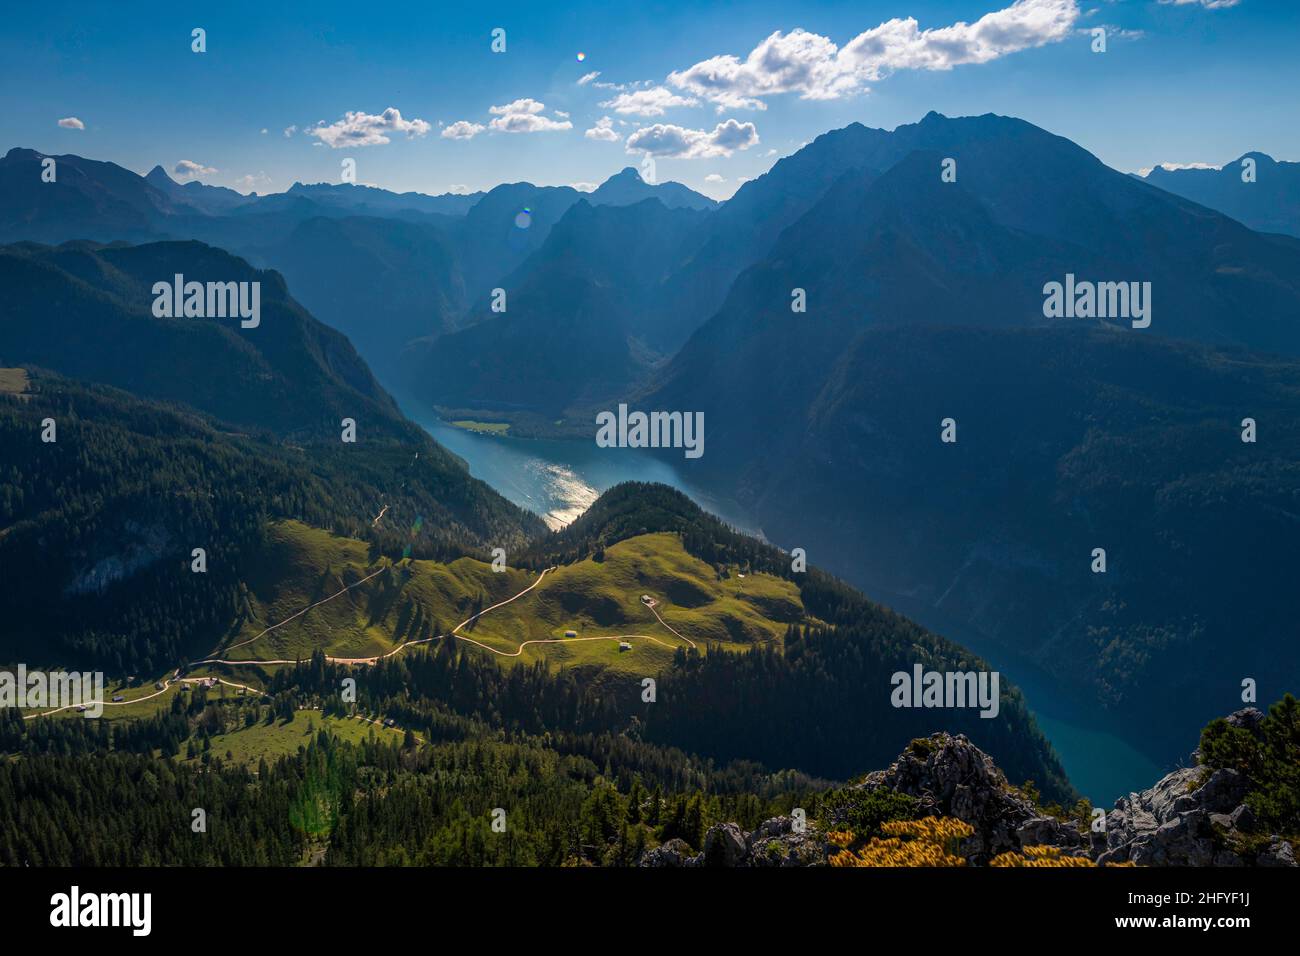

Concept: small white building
[[618, 642, 632, 652], [564, 629, 578, 638]]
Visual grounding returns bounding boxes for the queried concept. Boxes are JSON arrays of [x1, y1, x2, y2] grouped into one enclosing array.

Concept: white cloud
[[234, 171, 272, 194], [668, 0, 1080, 110], [601, 87, 699, 116], [57, 117, 85, 130], [1158, 0, 1240, 8], [489, 98, 546, 116], [447, 184, 472, 194], [173, 160, 217, 179], [578, 71, 601, 85], [704, 173, 725, 183], [625, 118, 759, 159], [487, 98, 573, 133], [584, 116, 622, 143], [283, 125, 297, 138], [307, 108, 431, 148], [259, 128, 268, 135], [555, 110, 570, 119], [442, 120, 485, 140], [1137, 161, 1222, 176], [570, 182, 599, 192]]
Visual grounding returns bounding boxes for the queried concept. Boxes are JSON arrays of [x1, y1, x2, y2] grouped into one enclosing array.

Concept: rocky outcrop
[[638, 815, 827, 868], [857, 732, 1086, 864], [638, 837, 699, 868], [1097, 709, 1296, 867], [640, 711, 1296, 868]]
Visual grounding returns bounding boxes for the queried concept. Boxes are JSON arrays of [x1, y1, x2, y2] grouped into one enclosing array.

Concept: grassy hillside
[[182, 484, 1074, 803], [0, 372, 540, 673], [190, 709, 401, 769], [212, 521, 807, 679]]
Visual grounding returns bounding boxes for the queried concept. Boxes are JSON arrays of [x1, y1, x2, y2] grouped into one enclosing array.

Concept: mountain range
[[3, 112, 1298, 773], [1140, 152, 1300, 239]]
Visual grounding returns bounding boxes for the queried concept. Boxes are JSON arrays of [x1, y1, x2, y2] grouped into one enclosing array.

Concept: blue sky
[[2, 0, 1295, 199]]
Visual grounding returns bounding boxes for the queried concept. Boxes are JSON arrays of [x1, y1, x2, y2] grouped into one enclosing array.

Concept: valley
[[400, 410, 1169, 804], [3, 95, 1296, 875]]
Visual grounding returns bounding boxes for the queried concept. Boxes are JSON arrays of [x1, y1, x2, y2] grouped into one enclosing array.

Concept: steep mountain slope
[[588, 167, 717, 211], [478, 482, 1075, 797], [0, 239, 400, 439], [0, 148, 176, 243], [650, 322, 1300, 766], [402, 198, 710, 422], [145, 165, 256, 215], [1143, 153, 1300, 238], [652, 121, 893, 340], [257, 216, 465, 380], [0, 151, 725, 393], [448, 181, 583, 296], [638, 113, 1300, 765], [0, 371, 543, 673], [0, 240, 547, 673]]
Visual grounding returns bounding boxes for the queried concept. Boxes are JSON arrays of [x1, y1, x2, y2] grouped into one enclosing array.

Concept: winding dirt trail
[[198, 564, 698, 666], [646, 601, 698, 650], [195, 565, 559, 667], [23, 565, 695, 723], [23, 676, 265, 721]]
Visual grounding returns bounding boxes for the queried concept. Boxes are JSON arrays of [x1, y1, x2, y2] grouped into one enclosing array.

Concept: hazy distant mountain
[[587, 167, 717, 211], [0, 147, 176, 243], [145, 165, 255, 215], [1142, 153, 1300, 238], [0, 239, 401, 439], [262, 215, 466, 380], [403, 198, 710, 421], [653, 114, 1300, 417], [280, 180, 484, 217], [447, 182, 584, 297]]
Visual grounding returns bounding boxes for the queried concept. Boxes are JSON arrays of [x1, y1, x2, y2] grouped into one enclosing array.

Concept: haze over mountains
[[3, 111, 1298, 772], [1141, 153, 1300, 239], [0, 237, 1072, 799]]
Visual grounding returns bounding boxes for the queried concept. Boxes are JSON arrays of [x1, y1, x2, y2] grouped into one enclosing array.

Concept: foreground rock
[[1097, 709, 1296, 867], [640, 710, 1296, 867], [856, 732, 1086, 864], [638, 815, 828, 867]]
